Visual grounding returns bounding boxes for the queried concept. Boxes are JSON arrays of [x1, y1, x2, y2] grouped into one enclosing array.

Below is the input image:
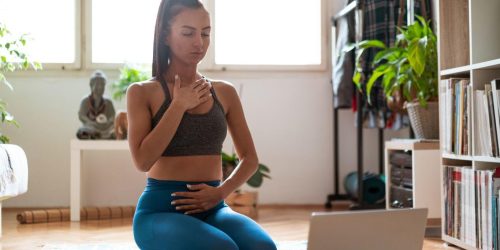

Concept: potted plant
[[111, 65, 150, 139], [111, 64, 150, 101], [0, 23, 42, 143], [348, 16, 438, 139], [221, 151, 271, 219]]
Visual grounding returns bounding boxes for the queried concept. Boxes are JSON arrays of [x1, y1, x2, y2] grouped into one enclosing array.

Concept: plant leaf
[[373, 48, 400, 64], [246, 172, 263, 188], [358, 40, 386, 49], [366, 65, 389, 104], [341, 43, 357, 53], [408, 37, 426, 76], [1, 76, 14, 91], [258, 163, 270, 172]]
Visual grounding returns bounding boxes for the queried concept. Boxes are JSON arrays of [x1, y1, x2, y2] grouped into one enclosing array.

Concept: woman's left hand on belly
[[171, 184, 224, 214]]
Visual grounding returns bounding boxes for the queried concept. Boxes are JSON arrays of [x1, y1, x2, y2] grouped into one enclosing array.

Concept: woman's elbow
[[132, 156, 153, 172], [244, 154, 259, 170]]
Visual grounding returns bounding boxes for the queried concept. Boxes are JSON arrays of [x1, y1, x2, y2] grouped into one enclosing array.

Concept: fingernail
[[186, 184, 192, 188], [176, 207, 180, 210], [171, 201, 176, 205], [175, 74, 179, 80], [171, 193, 176, 197]]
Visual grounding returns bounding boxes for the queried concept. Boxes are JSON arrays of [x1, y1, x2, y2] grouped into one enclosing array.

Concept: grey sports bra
[[151, 77, 227, 156]]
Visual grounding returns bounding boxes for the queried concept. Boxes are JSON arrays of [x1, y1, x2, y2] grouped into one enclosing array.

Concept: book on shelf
[[486, 84, 499, 157], [492, 79, 500, 157], [441, 78, 471, 156], [443, 166, 500, 248], [473, 80, 500, 158]]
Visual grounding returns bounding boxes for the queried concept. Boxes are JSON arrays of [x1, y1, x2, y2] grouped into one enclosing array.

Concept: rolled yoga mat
[[344, 172, 385, 204], [17, 206, 135, 224]]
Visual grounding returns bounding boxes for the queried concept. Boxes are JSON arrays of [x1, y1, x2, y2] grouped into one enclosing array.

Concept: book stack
[[475, 79, 500, 157], [441, 78, 472, 156], [443, 166, 500, 249]]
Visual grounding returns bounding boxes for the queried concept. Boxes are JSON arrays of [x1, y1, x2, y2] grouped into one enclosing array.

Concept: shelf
[[442, 154, 500, 163], [385, 139, 439, 151], [471, 58, 500, 70], [441, 153, 473, 161], [441, 234, 477, 250], [472, 155, 500, 163], [70, 139, 129, 150], [440, 65, 471, 76], [385, 141, 442, 219]]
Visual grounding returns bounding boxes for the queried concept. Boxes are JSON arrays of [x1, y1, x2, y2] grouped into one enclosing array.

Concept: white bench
[[0, 144, 28, 237]]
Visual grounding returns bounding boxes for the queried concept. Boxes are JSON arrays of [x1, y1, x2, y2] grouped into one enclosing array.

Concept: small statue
[[76, 71, 116, 139]]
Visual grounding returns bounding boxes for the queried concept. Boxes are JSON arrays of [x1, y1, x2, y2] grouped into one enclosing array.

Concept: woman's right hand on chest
[[171, 74, 212, 111]]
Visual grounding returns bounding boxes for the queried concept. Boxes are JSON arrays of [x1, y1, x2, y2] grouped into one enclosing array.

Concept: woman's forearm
[[219, 155, 259, 198], [134, 101, 186, 171]]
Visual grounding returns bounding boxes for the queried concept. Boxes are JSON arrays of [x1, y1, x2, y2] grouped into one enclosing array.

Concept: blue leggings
[[133, 178, 277, 250]]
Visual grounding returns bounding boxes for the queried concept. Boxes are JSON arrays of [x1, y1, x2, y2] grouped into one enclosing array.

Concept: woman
[[127, 0, 277, 249]]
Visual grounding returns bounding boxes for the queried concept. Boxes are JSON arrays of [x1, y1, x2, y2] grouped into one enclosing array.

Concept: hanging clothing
[[332, 1, 356, 109]]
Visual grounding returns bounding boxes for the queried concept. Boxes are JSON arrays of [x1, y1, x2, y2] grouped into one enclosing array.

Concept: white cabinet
[[385, 139, 441, 234]]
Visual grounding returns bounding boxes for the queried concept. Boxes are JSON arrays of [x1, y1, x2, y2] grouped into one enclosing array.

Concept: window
[[90, 0, 161, 65], [0, 0, 78, 67], [210, 0, 325, 70], [1, 0, 326, 71]]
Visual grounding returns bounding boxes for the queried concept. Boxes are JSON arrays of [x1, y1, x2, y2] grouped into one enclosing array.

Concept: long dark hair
[[152, 0, 204, 81]]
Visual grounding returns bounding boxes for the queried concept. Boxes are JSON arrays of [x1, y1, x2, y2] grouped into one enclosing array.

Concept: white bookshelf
[[438, 0, 500, 249], [441, 66, 472, 77]]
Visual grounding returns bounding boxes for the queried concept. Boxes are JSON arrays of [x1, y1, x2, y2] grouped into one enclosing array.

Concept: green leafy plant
[[111, 65, 150, 101], [348, 15, 438, 108], [222, 152, 271, 188], [0, 23, 42, 143]]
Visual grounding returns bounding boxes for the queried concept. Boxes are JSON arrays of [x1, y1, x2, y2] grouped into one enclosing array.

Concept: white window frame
[[200, 0, 328, 72], [84, 0, 152, 70], [5, 0, 328, 72], [21, 0, 82, 70]]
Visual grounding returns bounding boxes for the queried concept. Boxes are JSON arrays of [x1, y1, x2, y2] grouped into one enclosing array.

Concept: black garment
[[151, 78, 228, 156]]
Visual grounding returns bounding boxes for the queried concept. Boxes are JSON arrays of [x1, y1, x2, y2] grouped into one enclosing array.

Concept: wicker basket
[[406, 101, 439, 139]]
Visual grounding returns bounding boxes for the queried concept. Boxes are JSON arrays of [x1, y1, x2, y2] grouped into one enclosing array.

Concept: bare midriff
[[147, 155, 223, 182]]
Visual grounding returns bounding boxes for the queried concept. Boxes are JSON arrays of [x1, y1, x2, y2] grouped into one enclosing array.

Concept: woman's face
[[166, 7, 211, 65]]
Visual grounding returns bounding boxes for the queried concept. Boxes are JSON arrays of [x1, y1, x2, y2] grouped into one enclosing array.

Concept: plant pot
[[224, 191, 258, 219], [114, 111, 128, 140], [406, 101, 439, 139]]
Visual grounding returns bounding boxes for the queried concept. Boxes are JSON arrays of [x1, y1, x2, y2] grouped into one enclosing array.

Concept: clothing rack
[[325, 0, 415, 210]]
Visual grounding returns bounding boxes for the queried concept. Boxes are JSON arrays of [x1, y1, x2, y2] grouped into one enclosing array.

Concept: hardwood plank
[[0, 205, 461, 249]]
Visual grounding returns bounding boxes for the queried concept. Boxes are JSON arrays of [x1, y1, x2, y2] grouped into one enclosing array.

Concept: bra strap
[[209, 87, 225, 114]]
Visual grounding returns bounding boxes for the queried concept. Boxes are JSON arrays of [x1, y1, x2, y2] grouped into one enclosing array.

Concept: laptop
[[307, 208, 428, 250]]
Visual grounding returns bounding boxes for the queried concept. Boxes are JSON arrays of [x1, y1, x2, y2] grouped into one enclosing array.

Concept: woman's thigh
[[204, 207, 277, 250], [134, 212, 238, 250]]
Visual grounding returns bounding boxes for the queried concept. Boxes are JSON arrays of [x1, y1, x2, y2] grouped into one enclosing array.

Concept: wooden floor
[[0, 204, 460, 249]]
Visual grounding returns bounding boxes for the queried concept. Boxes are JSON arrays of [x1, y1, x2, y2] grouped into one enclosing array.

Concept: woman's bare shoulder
[[127, 79, 160, 99], [209, 79, 238, 97]]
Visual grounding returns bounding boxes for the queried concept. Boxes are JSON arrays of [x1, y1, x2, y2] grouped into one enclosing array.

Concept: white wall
[[2, 0, 408, 208]]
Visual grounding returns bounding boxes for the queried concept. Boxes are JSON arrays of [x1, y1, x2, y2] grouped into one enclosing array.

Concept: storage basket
[[406, 101, 439, 139]]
